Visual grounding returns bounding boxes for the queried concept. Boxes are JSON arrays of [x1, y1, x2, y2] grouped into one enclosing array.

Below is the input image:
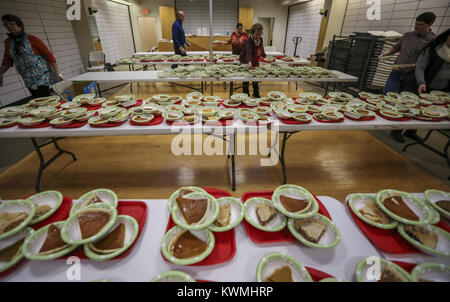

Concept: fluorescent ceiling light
[[107, 0, 135, 6]]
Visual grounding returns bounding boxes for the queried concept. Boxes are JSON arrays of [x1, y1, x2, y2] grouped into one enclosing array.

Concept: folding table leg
[[30, 138, 77, 193]]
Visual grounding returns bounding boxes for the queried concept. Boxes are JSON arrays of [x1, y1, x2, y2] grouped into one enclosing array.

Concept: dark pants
[[171, 46, 187, 69], [242, 82, 260, 98], [383, 70, 417, 140], [28, 85, 52, 98], [383, 70, 417, 94]]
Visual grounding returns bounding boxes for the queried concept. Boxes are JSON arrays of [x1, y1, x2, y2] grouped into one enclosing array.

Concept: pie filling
[[358, 201, 391, 224], [0, 238, 25, 262], [404, 225, 438, 249], [176, 195, 208, 225], [170, 231, 208, 259], [214, 204, 231, 227], [34, 204, 52, 219], [382, 195, 419, 221], [77, 210, 111, 239], [436, 200, 450, 212], [80, 194, 104, 209], [378, 266, 407, 282], [279, 194, 310, 213], [256, 203, 277, 226], [294, 218, 328, 243], [90, 223, 125, 254], [0, 212, 28, 235], [266, 266, 293, 282], [39, 224, 69, 255]]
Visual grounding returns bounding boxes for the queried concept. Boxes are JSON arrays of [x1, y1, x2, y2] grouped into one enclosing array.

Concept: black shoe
[[252, 92, 261, 98], [403, 130, 421, 141], [390, 130, 405, 143]]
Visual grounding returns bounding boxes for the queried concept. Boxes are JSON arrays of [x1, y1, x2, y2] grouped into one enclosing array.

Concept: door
[[160, 6, 176, 40], [138, 16, 157, 52]]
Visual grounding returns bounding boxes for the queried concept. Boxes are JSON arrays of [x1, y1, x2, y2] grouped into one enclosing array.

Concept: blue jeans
[[383, 70, 417, 94]]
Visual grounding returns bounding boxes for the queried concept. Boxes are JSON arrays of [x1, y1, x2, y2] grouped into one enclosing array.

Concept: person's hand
[[179, 47, 186, 55], [247, 62, 252, 69], [378, 52, 388, 60], [418, 83, 426, 94]]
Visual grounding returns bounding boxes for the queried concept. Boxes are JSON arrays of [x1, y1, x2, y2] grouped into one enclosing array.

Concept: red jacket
[[2, 34, 56, 68], [229, 32, 248, 55]]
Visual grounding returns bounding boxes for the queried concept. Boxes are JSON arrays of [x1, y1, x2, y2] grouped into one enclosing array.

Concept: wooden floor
[[0, 82, 448, 201]]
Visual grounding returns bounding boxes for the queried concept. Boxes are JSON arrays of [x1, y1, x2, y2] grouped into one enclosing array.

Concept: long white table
[[0, 196, 385, 282], [70, 70, 357, 84], [119, 58, 310, 67], [134, 51, 285, 56]]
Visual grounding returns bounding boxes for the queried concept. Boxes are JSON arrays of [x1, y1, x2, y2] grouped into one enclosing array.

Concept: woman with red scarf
[[239, 23, 266, 98]]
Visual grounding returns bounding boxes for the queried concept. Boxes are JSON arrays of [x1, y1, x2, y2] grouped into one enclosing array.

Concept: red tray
[[313, 117, 344, 123], [415, 116, 444, 122], [241, 190, 332, 244], [305, 266, 334, 282], [162, 187, 236, 266], [375, 111, 411, 121], [279, 118, 311, 125], [0, 123, 17, 129], [130, 116, 164, 126], [346, 200, 419, 254], [392, 261, 416, 273], [63, 201, 148, 260], [345, 115, 376, 122], [81, 104, 102, 111], [51, 121, 88, 129], [32, 196, 73, 230], [436, 219, 450, 233], [276, 55, 286, 59], [18, 121, 50, 128], [89, 120, 126, 128]]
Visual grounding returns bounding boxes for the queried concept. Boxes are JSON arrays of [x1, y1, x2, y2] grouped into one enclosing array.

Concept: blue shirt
[[172, 20, 186, 49]]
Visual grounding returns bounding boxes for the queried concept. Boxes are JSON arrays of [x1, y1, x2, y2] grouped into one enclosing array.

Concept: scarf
[[253, 35, 261, 47], [7, 31, 26, 55], [436, 43, 450, 63]]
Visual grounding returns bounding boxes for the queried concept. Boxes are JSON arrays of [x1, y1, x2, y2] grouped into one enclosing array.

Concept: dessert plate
[[167, 186, 208, 212], [256, 252, 313, 282], [397, 224, 450, 257], [32, 196, 72, 230], [161, 226, 215, 266], [0, 200, 35, 241], [355, 256, 413, 282], [244, 197, 287, 232], [272, 184, 319, 219], [347, 194, 398, 229], [0, 227, 34, 274], [61, 203, 117, 245], [208, 197, 244, 232], [151, 270, 196, 282], [424, 190, 450, 219], [70, 189, 118, 216], [26, 191, 63, 225], [170, 191, 219, 231], [84, 215, 139, 261], [411, 263, 450, 282], [376, 189, 432, 226], [22, 221, 78, 260], [287, 214, 341, 249], [305, 267, 336, 282]]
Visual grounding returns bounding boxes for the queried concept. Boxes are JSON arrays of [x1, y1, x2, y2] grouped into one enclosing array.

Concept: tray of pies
[[256, 252, 313, 282], [162, 187, 237, 266], [0, 200, 36, 241], [62, 200, 147, 260], [70, 189, 118, 216], [0, 227, 34, 275], [355, 256, 413, 282], [241, 188, 333, 244]]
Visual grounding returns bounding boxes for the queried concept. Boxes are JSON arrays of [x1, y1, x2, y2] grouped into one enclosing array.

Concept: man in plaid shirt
[[379, 12, 436, 143]]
